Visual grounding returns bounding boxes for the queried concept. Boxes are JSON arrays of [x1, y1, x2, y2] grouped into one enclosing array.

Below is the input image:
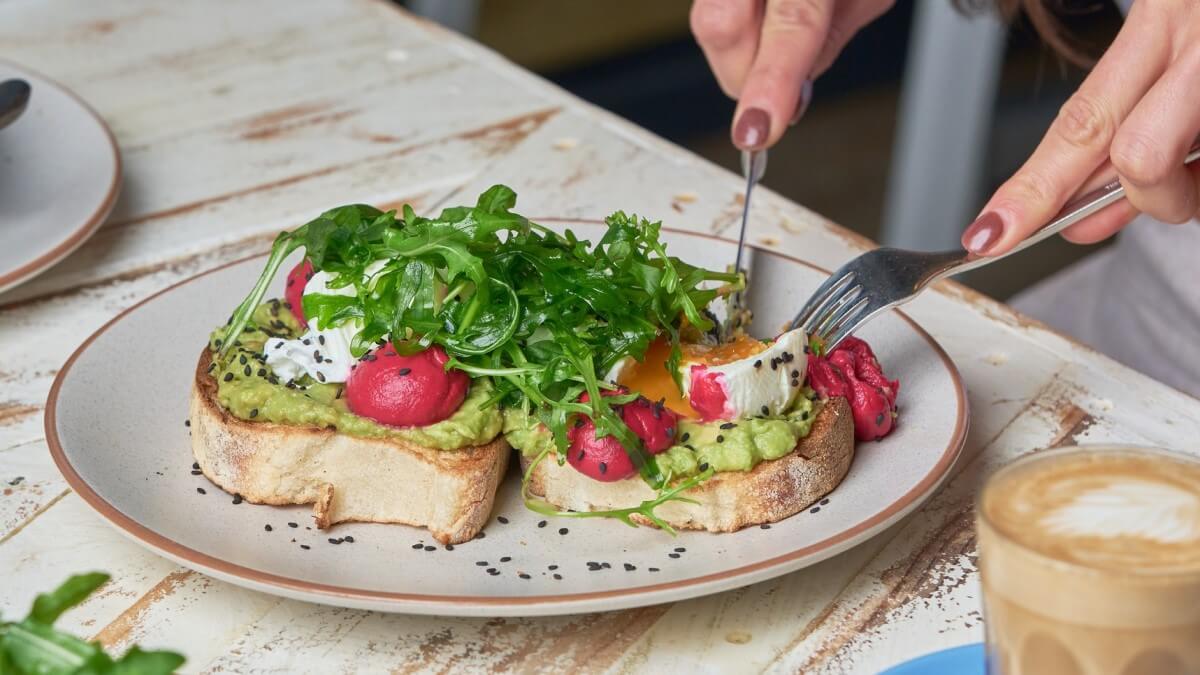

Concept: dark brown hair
[[958, 0, 1093, 66]]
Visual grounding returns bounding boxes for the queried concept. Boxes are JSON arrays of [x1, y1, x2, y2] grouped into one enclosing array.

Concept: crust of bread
[[189, 348, 508, 544], [520, 397, 854, 532]]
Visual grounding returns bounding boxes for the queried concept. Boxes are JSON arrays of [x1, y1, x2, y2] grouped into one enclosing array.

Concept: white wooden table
[[2, 2, 1198, 672]]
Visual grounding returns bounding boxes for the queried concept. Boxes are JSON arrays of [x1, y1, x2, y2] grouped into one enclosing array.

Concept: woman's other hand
[[963, 0, 1200, 256], [691, 0, 895, 150]]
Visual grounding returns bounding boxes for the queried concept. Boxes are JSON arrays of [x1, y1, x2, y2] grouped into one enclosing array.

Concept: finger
[[691, 0, 764, 98], [733, 0, 835, 149], [1060, 160, 1140, 243], [1109, 47, 1200, 224], [811, 0, 895, 77], [962, 7, 1169, 255]]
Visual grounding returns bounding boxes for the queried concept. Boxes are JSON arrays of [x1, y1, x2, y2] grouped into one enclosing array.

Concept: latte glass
[[976, 446, 1200, 675]]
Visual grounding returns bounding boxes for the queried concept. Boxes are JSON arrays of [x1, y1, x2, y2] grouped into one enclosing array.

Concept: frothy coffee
[[978, 447, 1200, 675], [983, 450, 1200, 574]]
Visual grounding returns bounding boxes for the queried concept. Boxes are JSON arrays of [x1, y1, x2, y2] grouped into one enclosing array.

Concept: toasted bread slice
[[189, 348, 508, 544], [520, 397, 854, 532]]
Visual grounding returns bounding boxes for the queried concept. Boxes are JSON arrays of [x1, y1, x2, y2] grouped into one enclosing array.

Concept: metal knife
[[734, 148, 767, 274]]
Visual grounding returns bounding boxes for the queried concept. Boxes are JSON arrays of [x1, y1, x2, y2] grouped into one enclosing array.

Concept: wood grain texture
[[2, 0, 1199, 673]]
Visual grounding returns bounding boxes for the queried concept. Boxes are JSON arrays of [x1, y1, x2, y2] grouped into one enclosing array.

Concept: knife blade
[[734, 149, 767, 275]]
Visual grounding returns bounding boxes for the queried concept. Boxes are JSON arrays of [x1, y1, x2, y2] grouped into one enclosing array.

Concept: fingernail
[[733, 107, 770, 150], [962, 211, 1004, 255], [790, 80, 814, 126]]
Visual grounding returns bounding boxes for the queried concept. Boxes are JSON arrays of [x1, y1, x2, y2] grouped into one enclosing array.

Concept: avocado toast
[[195, 185, 899, 541]]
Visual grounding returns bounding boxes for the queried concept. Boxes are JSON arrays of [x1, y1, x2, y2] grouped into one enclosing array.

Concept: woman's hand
[[691, 0, 895, 150], [963, 0, 1200, 256]]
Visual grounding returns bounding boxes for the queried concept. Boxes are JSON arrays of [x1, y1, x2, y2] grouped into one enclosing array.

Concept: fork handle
[[938, 143, 1200, 280]]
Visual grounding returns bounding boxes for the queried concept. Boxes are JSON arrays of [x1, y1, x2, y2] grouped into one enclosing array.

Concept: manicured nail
[[733, 107, 770, 150], [962, 211, 1004, 255], [790, 80, 814, 126]]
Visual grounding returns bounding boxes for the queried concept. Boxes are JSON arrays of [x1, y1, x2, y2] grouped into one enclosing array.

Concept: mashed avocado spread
[[208, 301, 502, 450], [503, 393, 819, 477]]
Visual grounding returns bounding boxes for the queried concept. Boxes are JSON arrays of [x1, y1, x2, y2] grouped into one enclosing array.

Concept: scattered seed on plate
[[344, 536, 354, 543], [548, 564, 558, 570], [476, 561, 489, 566], [445, 544, 455, 551], [558, 527, 569, 535], [288, 522, 298, 528], [184, 420, 191, 427], [232, 494, 243, 504], [500, 556, 512, 563], [192, 462, 199, 470], [601, 562, 611, 569], [424, 545, 436, 551], [820, 498, 830, 505], [668, 553, 681, 559], [537, 520, 547, 528], [497, 516, 509, 524], [518, 573, 531, 580], [760, 524, 772, 530], [300, 544, 311, 550], [196, 487, 206, 495], [328, 538, 343, 545], [264, 524, 273, 532], [674, 547, 686, 553], [624, 563, 636, 571], [488, 569, 500, 576], [190, 470, 202, 476], [553, 574, 562, 580], [412, 543, 424, 550]]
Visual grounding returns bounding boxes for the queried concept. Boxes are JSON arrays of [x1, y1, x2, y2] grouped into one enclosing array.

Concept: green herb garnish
[[220, 185, 741, 491], [0, 573, 185, 674]]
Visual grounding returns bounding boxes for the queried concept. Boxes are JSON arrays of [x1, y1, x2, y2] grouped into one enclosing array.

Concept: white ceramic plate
[[47, 221, 967, 616], [0, 61, 120, 293]]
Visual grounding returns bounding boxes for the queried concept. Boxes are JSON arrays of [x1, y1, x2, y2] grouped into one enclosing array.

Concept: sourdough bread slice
[[189, 348, 508, 544], [520, 397, 854, 532]]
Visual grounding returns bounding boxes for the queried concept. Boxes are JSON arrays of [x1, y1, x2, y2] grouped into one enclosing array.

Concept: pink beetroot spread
[[807, 336, 899, 441], [284, 259, 314, 327], [567, 390, 680, 482], [345, 343, 468, 427]]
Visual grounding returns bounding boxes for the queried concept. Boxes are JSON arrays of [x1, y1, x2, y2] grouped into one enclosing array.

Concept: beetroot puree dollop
[[284, 260, 314, 327], [345, 343, 468, 427], [567, 390, 680, 482], [807, 336, 899, 441]]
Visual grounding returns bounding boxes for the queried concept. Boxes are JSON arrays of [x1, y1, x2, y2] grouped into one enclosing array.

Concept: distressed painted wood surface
[[1, 1, 1198, 673]]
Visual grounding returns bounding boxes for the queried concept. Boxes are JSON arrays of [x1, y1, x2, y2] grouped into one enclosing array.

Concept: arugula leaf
[[0, 573, 185, 675], [220, 185, 743, 495]]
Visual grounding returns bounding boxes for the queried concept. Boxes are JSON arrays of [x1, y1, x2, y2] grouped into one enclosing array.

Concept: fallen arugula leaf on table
[[0, 573, 185, 675]]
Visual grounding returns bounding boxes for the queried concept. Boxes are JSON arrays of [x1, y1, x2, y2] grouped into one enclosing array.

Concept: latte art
[[1039, 478, 1200, 545]]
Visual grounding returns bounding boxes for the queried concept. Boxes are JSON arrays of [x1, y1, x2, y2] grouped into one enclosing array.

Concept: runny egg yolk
[[617, 335, 770, 417]]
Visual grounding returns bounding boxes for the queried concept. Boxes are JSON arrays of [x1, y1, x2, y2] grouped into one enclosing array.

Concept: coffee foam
[[983, 449, 1200, 574]]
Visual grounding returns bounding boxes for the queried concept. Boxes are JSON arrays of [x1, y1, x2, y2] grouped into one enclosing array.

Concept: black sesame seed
[[239, 355, 248, 365], [548, 564, 559, 570], [698, 462, 709, 472], [276, 341, 285, 349], [558, 527, 569, 535], [876, 412, 885, 425], [669, 553, 681, 559], [624, 563, 636, 571], [519, 573, 531, 580], [791, 369, 800, 379], [487, 568, 500, 576], [810, 506, 821, 514], [257, 368, 267, 378], [412, 543, 424, 550], [783, 352, 794, 363], [184, 420, 191, 427], [328, 538, 342, 545], [264, 524, 273, 532], [303, 338, 311, 345], [680, 432, 690, 443], [601, 562, 611, 569], [190, 470, 202, 476], [553, 573, 562, 580], [719, 422, 736, 430], [760, 524, 772, 529], [196, 487, 206, 495], [289, 522, 299, 528], [223, 373, 234, 382], [716, 435, 725, 443], [424, 545, 436, 551], [820, 498, 830, 505], [363, 353, 377, 362], [316, 372, 326, 383], [771, 359, 779, 370], [674, 547, 686, 553], [300, 544, 311, 550], [753, 360, 762, 369], [573, 417, 584, 429], [397, 368, 412, 376], [791, 379, 800, 388], [599, 462, 608, 474], [498, 516, 509, 524], [249, 408, 259, 418], [475, 531, 486, 539], [538, 520, 547, 528], [232, 494, 243, 504], [500, 556, 512, 562], [762, 405, 770, 416], [243, 365, 252, 376], [318, 335, 326, 345], [476, 561, 488, 566], [801, 411, 810, 421], [648, 567, 660, 572], [803, 344, 811, 354], [313, 350, 322, 362]]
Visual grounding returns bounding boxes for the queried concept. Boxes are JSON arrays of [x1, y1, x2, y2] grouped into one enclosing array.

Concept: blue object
[[878, 643, 986, 675]]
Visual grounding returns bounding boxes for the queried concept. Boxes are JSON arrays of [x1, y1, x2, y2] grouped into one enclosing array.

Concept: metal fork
[[792, 146, 1200, 350]]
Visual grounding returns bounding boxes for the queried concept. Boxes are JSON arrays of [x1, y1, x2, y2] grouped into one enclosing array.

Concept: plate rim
[[0, 59, 122, 292], [45, 224, 968, 612]]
